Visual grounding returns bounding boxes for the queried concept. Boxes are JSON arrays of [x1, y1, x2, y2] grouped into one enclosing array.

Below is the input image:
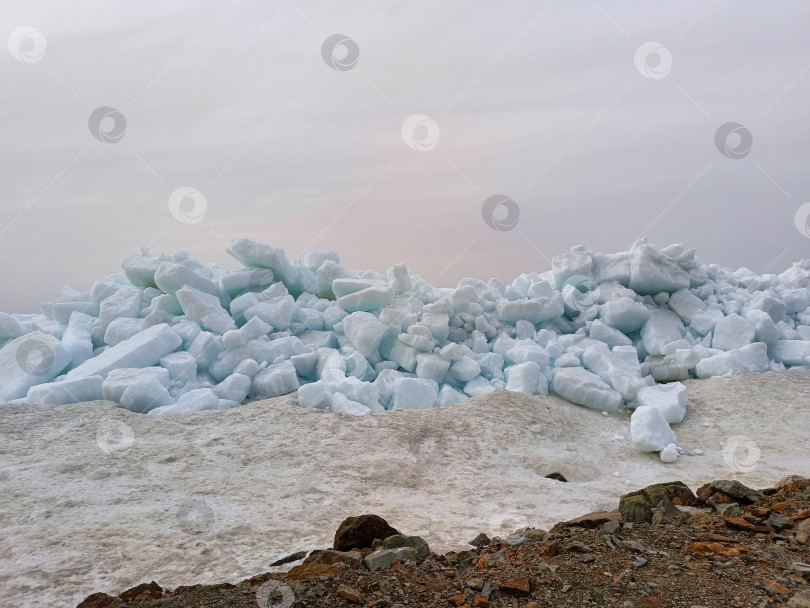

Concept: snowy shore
[[1, 368, 808, 606]]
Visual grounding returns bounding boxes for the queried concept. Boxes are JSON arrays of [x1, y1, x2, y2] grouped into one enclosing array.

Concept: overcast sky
[[2, 1, 809, 313]]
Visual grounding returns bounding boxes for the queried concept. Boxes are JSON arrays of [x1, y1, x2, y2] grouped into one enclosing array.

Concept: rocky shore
[[77, 476, 810, 608]]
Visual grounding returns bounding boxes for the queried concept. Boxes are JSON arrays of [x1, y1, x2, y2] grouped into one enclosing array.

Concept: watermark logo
[[96, 420, 135, 457], [177, 499, 215, 534], [8, 26, 46, 63], [794, 203, 810, 238], [256, 580, 295, 608], [722, 435, 761, 474], [634, 42, 672, 79], [321, 34, 359, 71], [88, 106, 127, 144], [16, 337, 55, 376], [715, 122, 752, 159], [562, 274, 601, 314], [482, 194, 520, 231], [168, 187, 207, 224], [401, 114, 440, 151]]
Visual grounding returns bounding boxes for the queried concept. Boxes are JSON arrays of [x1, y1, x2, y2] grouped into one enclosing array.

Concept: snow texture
[[0, 369, 807, 607]]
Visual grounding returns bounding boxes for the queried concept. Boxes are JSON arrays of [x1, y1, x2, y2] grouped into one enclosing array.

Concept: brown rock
[[525, 603, 541, 608], [500, 576, 531, 595], [540, 539, 559, 556], [552, 510, 621, 531], [705, 492, 734, 509], [337, 584, 364, 603], [796, 518, 810, 544], [709, 479, 762, 504], [721, 515, 773, 533], [643, 481, 697, 506], [696, 483, 713, 501], [764, 578, 791, 595], [285, 563, 339, 580], [118, 581, 162, 602], [652, 499, 688, 525], [302, 549, 363, 570], [76, 592, 121, 608], [473, 594, 491, 607], [449, 595, 466, 606], [333, 514, 400, 551], [619, 493, 653, 523], [684, 541, 749, 557]]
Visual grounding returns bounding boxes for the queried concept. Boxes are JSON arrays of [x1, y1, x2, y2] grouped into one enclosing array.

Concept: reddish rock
[[76, 592, 120, 608], [448, 594, 466, 606], [764, 578, 791, 595], [303, 549, 364, 570], [684, 542, 750, 557], [500, 576, 531, 595], [285, 563, 339, 580], [697, 483, 713, 501], [551, 510, 621, 531], [333, 514, 400, 551], [473, 594, 491, 607], [337, 584, 364, 603], [541, 540, 559, 556], [118, 581, 162, 602]]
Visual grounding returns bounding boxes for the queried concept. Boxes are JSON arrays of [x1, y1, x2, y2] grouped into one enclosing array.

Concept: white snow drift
[[1, 238, 809, 461]]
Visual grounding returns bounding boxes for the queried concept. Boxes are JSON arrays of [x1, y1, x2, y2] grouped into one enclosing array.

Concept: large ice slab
[[66, 324, 182, 380], [550, 367, 623, 412], [25, 376, 104, 405], [0, 332, 73, 401]]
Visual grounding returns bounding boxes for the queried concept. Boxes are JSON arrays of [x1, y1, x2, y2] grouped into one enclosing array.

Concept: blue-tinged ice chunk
[[415, 353, 451, 383], [695, 342, 769, 378], [438, 384, 467, 405], [711, 313, 755, 351], [160, 352, 197, 383], [26, 375, 104, 405], [155, 261, 230, 308], [102, 367, 170, 402], [640, 310, 684, 356], [769, 340, 810, 366], [635, 382, 687, 424], [215, 373, 251, 402], [392, 377, 438, 409], [600, 297, 650, 333], [251, 360, 299, 398], [550, 366, 622, 412], [667, 289, 704, 324], [121, 375, 174, 413], [176, 286, 237, 335], [337, 285, 394, 313], [505, 361, 547, 395], [496, 297, 563, 324], [0, 331, 73, 401], [343, 311, 389, 359], [66, 323, 181, 380], [148, 387, 218, 415], [630, 405, 676, 452], [0, 312, 25, 339], [61, 312, 94, 370], [628, 244, 690, 295]]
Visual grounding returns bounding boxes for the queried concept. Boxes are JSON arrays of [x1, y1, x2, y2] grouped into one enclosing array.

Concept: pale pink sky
[[1, 1, 809, 312]]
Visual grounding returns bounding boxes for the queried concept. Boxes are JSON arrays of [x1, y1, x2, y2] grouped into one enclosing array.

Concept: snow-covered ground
[[1, 368, 808, 607]]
